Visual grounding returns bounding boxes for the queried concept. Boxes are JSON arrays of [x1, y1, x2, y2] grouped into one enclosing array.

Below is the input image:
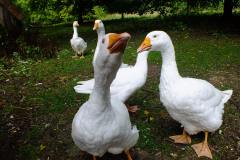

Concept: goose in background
[[70, 21, 87, 58], [92, 19, 129, 68], [92, 19, 105, 65]]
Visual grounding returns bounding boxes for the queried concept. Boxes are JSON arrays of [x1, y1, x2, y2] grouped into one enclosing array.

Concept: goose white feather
[[71, 32, 138, 158], [137, 31, 232, 158], [75, 20, 148, 103], [74, 50, 149, 102], [138, 31, 232, 135], [92, 20, 105, 65], [91, 20, 129, 68], [70, 21, 87, 58]]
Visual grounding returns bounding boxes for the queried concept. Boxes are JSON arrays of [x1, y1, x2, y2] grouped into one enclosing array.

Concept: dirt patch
[[148, 64, 160, 79], [207, 66, 240, 110], [0, 76, 33, 160]]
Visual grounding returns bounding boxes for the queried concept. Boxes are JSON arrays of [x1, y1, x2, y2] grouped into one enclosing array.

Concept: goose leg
[[191, 132, 213, 159], [73, 52, 82, 58], [72, 53, 79, 58], [124, 150, 133, 160], [169, 129, 191, 144], [80, 52, 85, 58]]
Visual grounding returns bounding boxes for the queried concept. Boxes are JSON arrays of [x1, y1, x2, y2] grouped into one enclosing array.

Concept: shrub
[[92, 6, 107, 19], [15, 29, 59, 59]]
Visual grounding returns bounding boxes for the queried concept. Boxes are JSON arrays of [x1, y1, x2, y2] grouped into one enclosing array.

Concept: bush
[[84, 6, 107, 21], [92, 6, 107, 19], [15, 29, 59, 59]]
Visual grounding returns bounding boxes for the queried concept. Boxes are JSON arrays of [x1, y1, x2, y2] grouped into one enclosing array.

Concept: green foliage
[[30, 10, 60, 24], [15, 0, 75, 24], [84, 6, 107, 21], [0, 52, 33, 79], [10, 53, 33, 76], [13, 0, 240, 24], [84, 12, 95, 21], [135, 0, 178, 16], [233, 0, 240, 8], [187, 0, 220, 8], [18, 144, 38, 160], [92, 5, 107, 19], [59, 5, 74, 21], [136, 122, 159, 150]]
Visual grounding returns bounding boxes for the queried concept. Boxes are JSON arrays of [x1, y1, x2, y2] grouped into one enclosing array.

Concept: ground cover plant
[[0, 15, 240, 160]]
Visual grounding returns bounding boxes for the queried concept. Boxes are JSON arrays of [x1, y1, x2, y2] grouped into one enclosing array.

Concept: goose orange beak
[[137, 37, 152, 53], [93, 21, 99, 30], [108, 32, 131, 54]]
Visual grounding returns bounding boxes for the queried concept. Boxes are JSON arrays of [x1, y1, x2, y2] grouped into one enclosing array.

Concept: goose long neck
[[93, 28, 106, 65], [96, 28, 105, 53], [89, 69, 112, 108], [72, 26, 78, 38], [97, 28, 105, 40], [160, 41, 180, 81], [134, 51, 149, 72]]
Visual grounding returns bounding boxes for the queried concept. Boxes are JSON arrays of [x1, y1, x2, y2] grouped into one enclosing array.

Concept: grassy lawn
[[0, 15, 240, 160]]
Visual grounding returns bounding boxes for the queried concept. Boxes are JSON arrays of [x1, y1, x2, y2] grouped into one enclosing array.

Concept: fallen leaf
[[144, 110, 149, 116], [149, 117, 154, 121], [40, 144, 46, 151], [170, 152, 178, 158]]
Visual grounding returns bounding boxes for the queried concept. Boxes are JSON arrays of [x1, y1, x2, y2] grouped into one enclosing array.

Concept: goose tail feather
[[222, 90, 233, 104]]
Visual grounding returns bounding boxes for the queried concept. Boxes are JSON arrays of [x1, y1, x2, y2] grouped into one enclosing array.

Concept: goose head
[[93, 19, 104, 31], [73, 21, 79, 27], [95, 32, 131, 81], [137, 31, 172, 53]]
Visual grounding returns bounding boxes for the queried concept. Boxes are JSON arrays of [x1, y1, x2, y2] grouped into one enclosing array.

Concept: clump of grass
[[18, 144, 39, 160]]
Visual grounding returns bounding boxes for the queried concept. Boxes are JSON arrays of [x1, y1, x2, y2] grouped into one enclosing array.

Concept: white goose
[[92, 20, 105, 65], [91, 19, 129, 68], [137, 31, 233, 159], [75, 20, 148, 112], [74, 50, 149, 112], [70, 21, 87, 58], [72, 32, 139, 160]]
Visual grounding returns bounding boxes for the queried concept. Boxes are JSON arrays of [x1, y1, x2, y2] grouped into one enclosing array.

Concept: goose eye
[[153, 35, 157, 38], [102, 38, 105, 44]]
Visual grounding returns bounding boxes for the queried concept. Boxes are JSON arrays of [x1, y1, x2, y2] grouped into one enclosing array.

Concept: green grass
[[1, 15, 240, 160]]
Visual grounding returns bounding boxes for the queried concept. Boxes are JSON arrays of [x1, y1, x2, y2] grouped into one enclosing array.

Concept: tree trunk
[[186, 0, 190, 15], [1, 4, 22, 56], [78, 11, 83, 24], [121, 12, 124, 19], [75, 0, 84, 24], [224, 0, 233, 17]]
